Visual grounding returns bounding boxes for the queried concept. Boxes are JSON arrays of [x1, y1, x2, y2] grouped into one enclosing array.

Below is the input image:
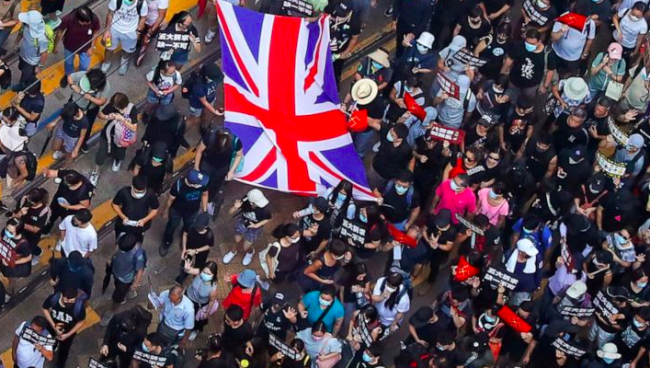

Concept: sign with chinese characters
[[596, 151, 626, 177], [340, 218, 367, 247], [436, 73, 460, 100], [357, 313, 374, 347], [429, 124, 465, 145], [0, 238, 16, 268], [455, 214, 485, 236], [593, 290, 619, 320], [281, 0, 315, 17], [269, 334, 299, 360], [20, 327, 56, 347], [559, 306, 595, 318], [552, 338, 586, 358], [483, 267, 519, 290], [133, 349, 167, 367], [523, 0, 549, 25], [452, 49, 487, 68], [88, 358, 112, 368], [608, 118, 629, 146], [155, 30, 193, 53]]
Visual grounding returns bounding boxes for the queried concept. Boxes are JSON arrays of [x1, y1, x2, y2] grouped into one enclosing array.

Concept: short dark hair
[[60, 102, 80, 121], [2, 106, 18, 121], [328, 239, 347, 257], [524, 28, 541, 41], [75, 6, 93, 23], [63, 171, 82, 186], [392, 124, 409, 140], [32, 315, 48, 329], [633, 1, 647, 11], [62, 287, 78, 299], [226, 305, 244, 321], [320, 284, 337, 297], [455, 173, 470, 186], [132, 175, 148, 191], [75, 209, 93, 224], [86, 69, 107, 91], [118, 233, 138, 252], [597, 96, 614, 109], [25, 80, 41, 96], [397, 170, 413, 183], [146, 333, 165, 348]]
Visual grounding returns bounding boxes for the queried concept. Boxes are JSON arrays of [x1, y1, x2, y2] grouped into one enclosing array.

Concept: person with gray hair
[[156, 284, 195, 346], [614, 133, 645, 178]]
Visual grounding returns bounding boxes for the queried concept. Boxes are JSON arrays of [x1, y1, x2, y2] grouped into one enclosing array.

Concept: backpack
[[112, 103, 137, 148], [384, 179, 414, 207], [0, 149, 38, 181], [29, 23, 55, 53], [116, 0, 145, 14], [181, 71, 200, 99], [205, 127, 244, 173], [49, 292, 85, 320]]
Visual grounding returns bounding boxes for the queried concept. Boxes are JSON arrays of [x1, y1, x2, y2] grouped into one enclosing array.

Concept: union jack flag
[[217, 1, 374, 200]]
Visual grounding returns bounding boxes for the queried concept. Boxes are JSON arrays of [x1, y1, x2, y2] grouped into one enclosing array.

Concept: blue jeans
[[0, 29, 10, 51], [353, 129, 376, 158], [64, 48, 91, 76]]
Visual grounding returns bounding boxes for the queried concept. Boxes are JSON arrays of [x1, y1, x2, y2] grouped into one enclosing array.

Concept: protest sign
[[559, 306, 595, 318], [281, 0, 315, 17], [133, 349, 168, 367], [0, 238, 16, 267], [596, 151, 626, 177], [88, 358, 112, 368], [608, 118, 629, 146], [436, 73, 460, 99], [269, 334, 299, 360], [430, 124, 465, 145], [552, 338, 586, 358], [483, 267, 519, 290], [455, 214, 485, 236], [340, 218, 367, 247], [452, 49, 487, 68], [358, 314, 374, 347], [20, 327, 56, 347], [523, 0, 549, 25], [593, 290, 619, 320]]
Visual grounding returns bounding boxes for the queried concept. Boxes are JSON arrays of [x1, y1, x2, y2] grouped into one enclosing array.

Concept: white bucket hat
[[516, 238, 539, 257], [416, 32, 435, 49], [18, 11, 45, 39], [564, 77, 588, 101], [351, 78, 378, 105], [597, 343, 621, 360]]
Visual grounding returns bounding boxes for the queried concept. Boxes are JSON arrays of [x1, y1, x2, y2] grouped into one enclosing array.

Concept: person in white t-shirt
[[370, 272, 411, 334], [58, 210, 97, 258], [102, 0, 148, 76], [613, 2, 648, 60], [135, 0, 169, 66], [13, 316, 54, 368]]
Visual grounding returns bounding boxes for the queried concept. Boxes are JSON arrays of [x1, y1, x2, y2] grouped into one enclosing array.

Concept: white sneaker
[[223, 251, 237, 264], [89, 170, 99, 186], [204, 30, 216, 44], [52, 150, 64, 160], [242, 249, 255, 266], [118, 57, 129, 75], [31, 255, 40, 266], [54, 241, 62, 252], [188, 331, 199, 342], [101, 62, 111, 73], [111, 160, 122, 172], [256, 275, 270, 291]]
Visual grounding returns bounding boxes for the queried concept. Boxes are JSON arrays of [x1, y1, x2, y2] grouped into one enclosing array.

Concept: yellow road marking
[[0, 306, 100, 368]]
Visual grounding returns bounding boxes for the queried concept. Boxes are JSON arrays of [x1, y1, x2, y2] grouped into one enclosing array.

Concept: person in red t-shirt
[[222, 269, 262, 321]]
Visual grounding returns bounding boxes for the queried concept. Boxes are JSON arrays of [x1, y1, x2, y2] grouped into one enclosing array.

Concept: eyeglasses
[[487, 155, 500, 161], [464, 155, 475, 162]]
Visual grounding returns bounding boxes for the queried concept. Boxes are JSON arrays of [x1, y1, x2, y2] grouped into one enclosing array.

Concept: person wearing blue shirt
[[186, 63, 224, 133], [156, 285, 195, 346], [298, 286, 345, 335], [510, 214, 553, 255]]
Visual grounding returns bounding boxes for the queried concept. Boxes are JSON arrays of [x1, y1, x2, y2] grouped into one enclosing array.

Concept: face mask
[[132, 188, 146, 199], [450, 180, 463, 192], [589, 184, 600, 194], [319, 297, 332, 306], [484, 315, 496, 323], [360, 213, 368, 223], [312, 334, 323, 341], [638, 281, 648, 288], [336, 193, 346, 203], [603, 358, 615, 364], [536, 0, 547, 8], [523, 228, 533, 235], [395, 185, 408, 195], [385, 286, 397, 294], [488, 189, 499, 199], [615, 234, 627, 245], [386, 132, 395, 142], [634, 319, 645, 329], [493, 85, 504, 94], [153, 157, 164, 163], [436, 345, 446, 351], [416, 44, 429, 54], [142, 343, 150, 353], [200, 272, 213, 282], [630, 14, 641, 21], [362, 353, 373, 363], [524, 42, 537, 52], [3, 230, 13, 239], [289, 236, 300, 244]]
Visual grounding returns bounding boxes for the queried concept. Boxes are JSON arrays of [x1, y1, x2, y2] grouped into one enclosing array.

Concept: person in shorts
[[46, 102, 89, 166], [186, 63, 224, 131], [223, 189, 272, 266], [101, 0, 148, 75]]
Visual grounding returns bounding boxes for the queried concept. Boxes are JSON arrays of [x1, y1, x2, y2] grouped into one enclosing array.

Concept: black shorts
[[112, 277, 132, 303], [547, 49, 581, 76], [41, 0, 65, 15]]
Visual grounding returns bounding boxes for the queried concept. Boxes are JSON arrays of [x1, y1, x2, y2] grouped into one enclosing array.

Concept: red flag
[[387, 223, 417, 248], [497, 306, 532, 333], [198, 0, 209, 18], [404, 93, 427, 121], [449, 157, 467, 179], [454, 256, 480, 282], [556, 12, 587, 31], [348, 109, 368, 132]]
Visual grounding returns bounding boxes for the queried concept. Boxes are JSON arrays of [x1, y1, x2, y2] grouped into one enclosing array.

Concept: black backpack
[[116, 0, 145, 14], [181, 71, 200, 99], [0, 149, 38, 181]]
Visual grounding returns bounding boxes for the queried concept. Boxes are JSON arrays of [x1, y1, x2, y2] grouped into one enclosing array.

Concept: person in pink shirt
[[475, 182, 510, 228], [431, 173, 476, 224]]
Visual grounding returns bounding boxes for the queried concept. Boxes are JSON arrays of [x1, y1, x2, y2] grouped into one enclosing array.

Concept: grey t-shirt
[[20, 30, 49, 66], [437, 89, 477, 128], [70, 71, 112, 110], [112, 247, 146, 283], [551, 20, 596, 61]]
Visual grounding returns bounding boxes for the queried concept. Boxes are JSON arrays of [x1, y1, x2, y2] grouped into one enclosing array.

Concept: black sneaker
[[59, 76, 68, 88], [384, 6, 393, 17], [158, 242, 171, 257]]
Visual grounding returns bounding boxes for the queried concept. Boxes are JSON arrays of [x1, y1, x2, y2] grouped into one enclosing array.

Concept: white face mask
[[385, 286, 397, 294], [416, 44, 429, 54], [536, 0, 548, 8]]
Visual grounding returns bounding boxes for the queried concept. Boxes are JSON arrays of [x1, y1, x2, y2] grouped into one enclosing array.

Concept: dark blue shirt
[[189, 79, 218, 109]]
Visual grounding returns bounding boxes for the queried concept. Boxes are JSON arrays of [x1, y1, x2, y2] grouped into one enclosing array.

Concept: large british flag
[[217, 1, 374, 200]]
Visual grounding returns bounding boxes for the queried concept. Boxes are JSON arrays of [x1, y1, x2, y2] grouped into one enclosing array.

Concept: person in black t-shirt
[[222, 305, 255, 353], [42, 288, 87, 368], [522, 132, 558, 182], [224, 189, 272, 266], [294, 197, 334, 257], [131, 333, 173, 368], [597, 189, 638, 233], [14, 81, 44, 137], [46, 102, 89, 165], [0, 217, 32, 282], [175, 213, 214, 283], [159, 169, 209, 256], [50, 250, 94, 298], [501, 29, 547, 102], [142, 104, 186, 159], [43, 169, 94, 234], [194, 127, 243, 204], [587, 97, 613, 153], [552, 107, 590, 153], [412, 132, 452, 207], [405, 307, 453, 347], [326, 0, 361, 83], [369, 123, 412, 191], [555, 147, 592, 195], [375, 171, 421, 231], [419, 210, 457, 295], [257, 292, 298, 343], [499, 97, 534, 156], [476, 24, 513, 81], [12, 187, 50, 261], [271, 338, 311, 368], [454, 5, 492, 49], [111, 175, 160, 243], [197, 334, 238, 368], [132, 141, 174, 195]]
